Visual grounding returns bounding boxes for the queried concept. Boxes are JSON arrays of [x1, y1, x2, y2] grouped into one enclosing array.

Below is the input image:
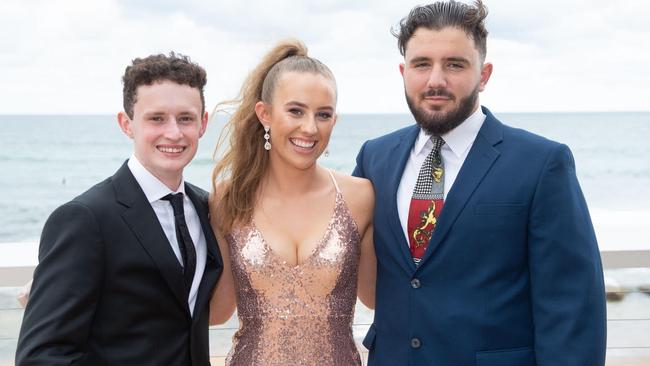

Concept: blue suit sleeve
[[16, 202, 104, 365], [352, 141, 368, 178], [528, 144, 607, 365]]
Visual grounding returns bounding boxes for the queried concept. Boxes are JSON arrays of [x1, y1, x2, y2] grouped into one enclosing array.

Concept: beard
[[405, 84, 479, 136]]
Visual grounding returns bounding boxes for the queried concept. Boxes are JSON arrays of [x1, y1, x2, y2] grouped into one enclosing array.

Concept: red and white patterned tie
[[407, 135, 445, 266]]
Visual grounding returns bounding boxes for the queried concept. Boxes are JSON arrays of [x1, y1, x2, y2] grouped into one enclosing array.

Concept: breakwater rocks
[[605, 277, 626, 302], [605, 273, 650, 302]]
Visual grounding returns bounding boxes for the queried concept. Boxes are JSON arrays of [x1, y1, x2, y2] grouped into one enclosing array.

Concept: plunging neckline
[[251, 191, 341, 270]]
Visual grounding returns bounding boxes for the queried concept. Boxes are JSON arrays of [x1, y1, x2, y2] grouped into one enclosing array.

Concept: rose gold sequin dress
[[225, 172, 362, 366]]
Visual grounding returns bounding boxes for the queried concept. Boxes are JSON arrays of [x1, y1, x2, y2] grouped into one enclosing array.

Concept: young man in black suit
[[16, 53, 222, 365]]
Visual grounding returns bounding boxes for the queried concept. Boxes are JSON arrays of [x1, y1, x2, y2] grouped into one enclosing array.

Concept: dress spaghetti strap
[[326, 169, 341, 193]]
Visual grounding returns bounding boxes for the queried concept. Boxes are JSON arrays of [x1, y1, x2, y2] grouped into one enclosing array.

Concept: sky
[[1, 0, 648, 114]]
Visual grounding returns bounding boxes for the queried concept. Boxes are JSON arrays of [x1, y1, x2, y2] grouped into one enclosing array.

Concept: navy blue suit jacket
[[353, 107, 606, 366]]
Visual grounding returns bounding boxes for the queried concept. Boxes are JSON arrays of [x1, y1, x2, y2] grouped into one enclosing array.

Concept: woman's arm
[[208, 186, 237, 325], [357, 220, 376, 309], [339, 172, 376, 309]]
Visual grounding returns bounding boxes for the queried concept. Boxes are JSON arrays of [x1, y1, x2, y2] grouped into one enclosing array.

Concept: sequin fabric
[[225, 190, 362, 366]]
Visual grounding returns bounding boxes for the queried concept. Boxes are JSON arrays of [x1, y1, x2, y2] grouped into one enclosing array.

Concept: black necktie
[[162, 193, 197, 292]]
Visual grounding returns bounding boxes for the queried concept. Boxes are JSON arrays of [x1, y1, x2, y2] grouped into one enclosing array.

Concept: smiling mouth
[[158, 146, 185, 153], [289, 138, 316, 149]]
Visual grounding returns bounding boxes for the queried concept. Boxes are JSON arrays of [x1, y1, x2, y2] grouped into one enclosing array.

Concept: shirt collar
[[127, 154, 186, 203], [414, 106, 486, 158]]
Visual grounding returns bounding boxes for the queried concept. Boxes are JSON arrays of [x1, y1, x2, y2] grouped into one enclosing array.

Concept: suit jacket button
[[411, 338, 421, 349], [410, 278, 421, 289]]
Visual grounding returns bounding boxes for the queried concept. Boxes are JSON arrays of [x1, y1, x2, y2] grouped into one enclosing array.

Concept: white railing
[[1, 242, 649, 366], [2, 241, 648, 286]]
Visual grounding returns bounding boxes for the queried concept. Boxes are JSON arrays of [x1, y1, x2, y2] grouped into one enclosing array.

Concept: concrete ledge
[[1, 243, 647, 286], [0, 267, 33, 288], [602, 250, 650, 269]]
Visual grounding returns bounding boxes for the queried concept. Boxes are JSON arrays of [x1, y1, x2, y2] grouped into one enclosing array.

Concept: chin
[[159, 160, 188, 174], [422, 103, 449, 114], [291, 159, 318, 171]]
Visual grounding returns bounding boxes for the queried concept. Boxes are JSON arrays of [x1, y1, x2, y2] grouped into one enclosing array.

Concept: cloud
[[482, 0, 650, 111], [0, 0, 648, 113]]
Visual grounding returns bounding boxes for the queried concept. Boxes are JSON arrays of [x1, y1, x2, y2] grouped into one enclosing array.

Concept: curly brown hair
[[121, 52, 207, 118]]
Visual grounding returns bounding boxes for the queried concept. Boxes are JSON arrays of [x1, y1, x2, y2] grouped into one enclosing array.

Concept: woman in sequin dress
[[208, 39, 376, 366]]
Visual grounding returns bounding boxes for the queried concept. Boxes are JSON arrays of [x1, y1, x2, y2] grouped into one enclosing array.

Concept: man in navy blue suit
[[353, 1, 606, 365]]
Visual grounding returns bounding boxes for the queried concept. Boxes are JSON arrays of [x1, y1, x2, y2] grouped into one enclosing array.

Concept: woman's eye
[[289, 108, 304, 116], [316, 112, 333, 120]]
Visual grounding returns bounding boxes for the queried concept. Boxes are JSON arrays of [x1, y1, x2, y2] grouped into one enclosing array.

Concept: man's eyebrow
[[445, 57, 470, 64], [408, 56, 471, 65], [409, 56, 431, 64]]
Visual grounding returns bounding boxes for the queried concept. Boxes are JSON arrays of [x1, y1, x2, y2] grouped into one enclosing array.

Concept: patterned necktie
[[407, 135, 445, 266], [162, 193, 197, 292]]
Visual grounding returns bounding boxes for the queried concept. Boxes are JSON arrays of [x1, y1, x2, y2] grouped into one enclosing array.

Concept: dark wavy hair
[[393, 0, 489, 60], [121, 52, 207, 118]]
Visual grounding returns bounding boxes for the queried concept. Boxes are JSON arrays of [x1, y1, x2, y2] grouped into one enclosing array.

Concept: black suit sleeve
[[16, 202, 104, 366]]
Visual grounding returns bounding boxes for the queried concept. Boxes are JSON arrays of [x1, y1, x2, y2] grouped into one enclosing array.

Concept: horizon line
[[1, 110, 649, 116]]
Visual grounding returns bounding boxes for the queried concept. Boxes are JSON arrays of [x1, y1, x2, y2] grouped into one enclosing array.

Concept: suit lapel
[[418, 108, 504, 268], [185, 184, 221, 319], [112, 162, 190, 315], [384, 125, 420, 274]]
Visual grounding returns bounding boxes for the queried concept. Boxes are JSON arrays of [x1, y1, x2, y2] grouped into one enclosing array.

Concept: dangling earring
[[324, 148, 330, 157], [263, 125, 271, 151]]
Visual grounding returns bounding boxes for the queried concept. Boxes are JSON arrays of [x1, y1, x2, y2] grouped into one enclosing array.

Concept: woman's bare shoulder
[[209, 180, 230, 212], [210, 180, 229, 198], [330, 171, 374, 211]]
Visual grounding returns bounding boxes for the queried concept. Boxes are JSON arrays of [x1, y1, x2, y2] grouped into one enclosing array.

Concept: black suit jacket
[[16, 162, 223, 366]]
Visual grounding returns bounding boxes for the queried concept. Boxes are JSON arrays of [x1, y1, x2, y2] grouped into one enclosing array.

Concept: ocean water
[[1, 112, 649, 243]]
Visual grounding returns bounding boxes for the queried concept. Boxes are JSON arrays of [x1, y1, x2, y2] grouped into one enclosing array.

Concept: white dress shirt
[[128, 155, 207, 316], [397, 107, 486, 245]]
